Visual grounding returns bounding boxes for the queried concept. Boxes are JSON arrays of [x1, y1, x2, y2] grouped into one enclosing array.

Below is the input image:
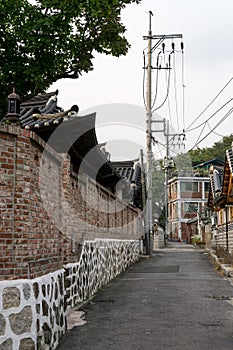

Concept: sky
[[49, 0, 233, 159]]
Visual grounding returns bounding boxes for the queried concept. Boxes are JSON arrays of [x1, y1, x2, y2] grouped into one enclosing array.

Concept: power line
[[151, 52, 173, 114], [142, 49, 147, 109], [186, 76, 233, 131], [172, 50, 180, 132], [193, 122, 207, 149], [189, 106, 233, 150], [186, 97, 233, 132], [206, 121, 225, 138], [154, 137, 185, 156], [181, 43, 185, 131], [151, 50, 162, 109]]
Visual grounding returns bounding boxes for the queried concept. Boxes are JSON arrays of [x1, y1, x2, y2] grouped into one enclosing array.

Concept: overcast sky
[[50, 0, 233, 157]]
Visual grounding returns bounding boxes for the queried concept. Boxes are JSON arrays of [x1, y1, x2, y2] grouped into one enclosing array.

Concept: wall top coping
[[0, 267, 65, 287]]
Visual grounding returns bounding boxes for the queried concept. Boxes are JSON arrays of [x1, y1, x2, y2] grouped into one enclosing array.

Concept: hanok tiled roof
[[111, 159, 143, 207], [193, 158, 224, 169], [19, 90, 78, 130], [14, 90, 120, 188], [111, 160, 142, 190], [4, 90, 144, 199]]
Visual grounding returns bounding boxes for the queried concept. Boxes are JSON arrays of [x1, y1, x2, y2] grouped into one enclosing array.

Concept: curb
[[206, 248, 233, 277]]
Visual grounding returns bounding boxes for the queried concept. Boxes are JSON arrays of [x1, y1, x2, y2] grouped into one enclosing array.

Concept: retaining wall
[[216, 231, 233, 253], [0, 239, 139, 350]]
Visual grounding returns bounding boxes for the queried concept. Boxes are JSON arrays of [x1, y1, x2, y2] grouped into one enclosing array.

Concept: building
[[207, 148, 233, 252], [168, 176, 209, 241], [111, 159, 143, 208]]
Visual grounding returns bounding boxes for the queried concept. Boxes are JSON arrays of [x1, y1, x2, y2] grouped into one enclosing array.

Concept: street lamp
[[6, 88, 20, 123]]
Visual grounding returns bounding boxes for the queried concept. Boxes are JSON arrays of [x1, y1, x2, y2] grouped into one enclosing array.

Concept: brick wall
[[0, 125, 141, 280]]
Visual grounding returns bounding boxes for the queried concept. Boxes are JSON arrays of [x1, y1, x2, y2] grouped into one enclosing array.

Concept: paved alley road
[[57, 243, 233, 350]]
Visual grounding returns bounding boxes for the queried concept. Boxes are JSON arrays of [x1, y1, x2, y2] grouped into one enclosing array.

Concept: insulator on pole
[[181, 42, 184, 52]]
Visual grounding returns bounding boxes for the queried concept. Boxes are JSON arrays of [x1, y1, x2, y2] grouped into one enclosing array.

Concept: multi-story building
[[168, 176, 209, 241]]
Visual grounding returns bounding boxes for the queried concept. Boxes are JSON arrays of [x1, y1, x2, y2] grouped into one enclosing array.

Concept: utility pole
[[140, 149, 148, 253], [162, 122, 185, 239], [164, 120, 169, 241], [143, 15, 183, 248], [145, 11, 153, 255]]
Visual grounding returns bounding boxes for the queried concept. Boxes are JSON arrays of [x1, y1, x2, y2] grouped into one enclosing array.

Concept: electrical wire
[[152, 52, 173, 114], [142, 49, 147, 109], [181, 43, 185, 131], [151, 51, 162, 109], [155, 140, 164, 159], [186, 76, 233, 131], [186, 97, 233, 132], [165, 57, 173, 124], [189, 106, 233, 150], [154, 138, 184, 156], [193, 122, 207, 149], [172, 50, 180, 132], [206, 121, 224, 138]]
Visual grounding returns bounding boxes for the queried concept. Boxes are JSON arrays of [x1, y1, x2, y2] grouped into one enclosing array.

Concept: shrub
[[191, 235, 201, 244]]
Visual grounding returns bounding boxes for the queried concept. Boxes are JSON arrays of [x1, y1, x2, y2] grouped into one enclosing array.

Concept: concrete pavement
[[57, 242, 233, 350]]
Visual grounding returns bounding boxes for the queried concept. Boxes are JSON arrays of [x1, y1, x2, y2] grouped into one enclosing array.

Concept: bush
[[191, 235, 202, 244]]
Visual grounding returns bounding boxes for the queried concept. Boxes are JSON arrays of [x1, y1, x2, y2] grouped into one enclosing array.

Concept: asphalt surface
[[57, 243, 233, 350]]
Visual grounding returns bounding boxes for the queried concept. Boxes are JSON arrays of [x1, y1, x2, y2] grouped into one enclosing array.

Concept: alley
[[57, 243, 233, 350]]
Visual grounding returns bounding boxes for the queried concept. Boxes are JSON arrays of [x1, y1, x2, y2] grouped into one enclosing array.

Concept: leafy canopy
[[0, 0, 140, 115], [187, 135, 233, 163], [169, 134, 233, 177]]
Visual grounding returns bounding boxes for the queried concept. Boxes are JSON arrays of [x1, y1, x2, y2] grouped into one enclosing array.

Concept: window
[[172, 203, 177, 218], [183, 202, 198, 213], [230, 206, 233, 221], [172, 183, 177, 192], [204, 182, 209, 192], [180, 182, 198, 192]]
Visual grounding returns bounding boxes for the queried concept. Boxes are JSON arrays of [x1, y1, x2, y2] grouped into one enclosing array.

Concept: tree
[[187, 135, 233, 163], [0, 0, 140, 116]]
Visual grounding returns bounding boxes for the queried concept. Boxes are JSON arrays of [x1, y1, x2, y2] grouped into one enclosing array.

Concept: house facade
[[207, 148, 233, 253], [168, 176, 209, 241]]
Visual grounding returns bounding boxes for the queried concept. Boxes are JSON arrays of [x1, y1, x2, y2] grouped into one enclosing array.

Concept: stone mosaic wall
[[0, 239, 139, 350], [65, 239, 140, 308], [0, 270, 66, 350]]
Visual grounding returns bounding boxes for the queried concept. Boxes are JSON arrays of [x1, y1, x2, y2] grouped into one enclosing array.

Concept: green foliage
[[0, 0, 140, 116], [191, 234, 201, 244], [172, 152, 193, 177], [152, 168, 165, 210], [187, 135, 233, 163], [170, 135, 233, 177]]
